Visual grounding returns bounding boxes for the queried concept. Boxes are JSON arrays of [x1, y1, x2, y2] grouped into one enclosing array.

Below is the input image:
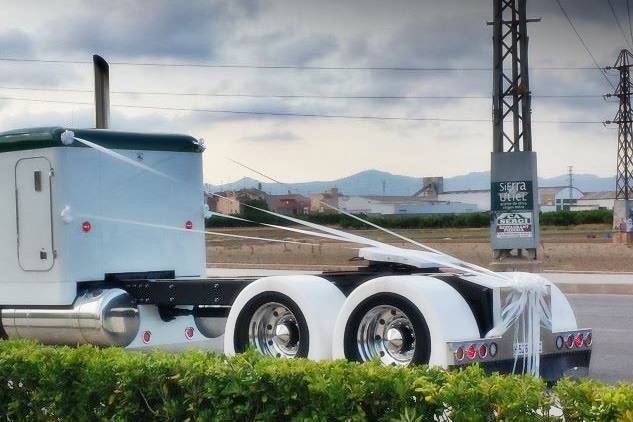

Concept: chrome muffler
[[1, 288, 139, 346]]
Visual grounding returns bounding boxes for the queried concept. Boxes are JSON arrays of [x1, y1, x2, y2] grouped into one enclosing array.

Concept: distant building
[[417, 177, 444, 199], [207, 188, 269, 215], [268, 193, 310, 216], [553, 187, 584, 211], [339, 195, 478, 215], [413, 177, 597, 213], [310, 188, 341, 213], [436, 189, 490, 211], [575, 191, 616, 210]]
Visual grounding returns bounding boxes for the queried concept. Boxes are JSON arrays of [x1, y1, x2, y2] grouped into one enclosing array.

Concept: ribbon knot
[[486, 272, 552, 376]]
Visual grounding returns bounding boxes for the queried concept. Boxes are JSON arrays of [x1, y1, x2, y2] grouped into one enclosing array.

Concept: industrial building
[[339, 195, 478, 215]]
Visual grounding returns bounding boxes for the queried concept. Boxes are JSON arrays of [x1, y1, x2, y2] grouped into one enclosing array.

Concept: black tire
[[343, 293, 431, 365], [233, 291, 310, 358]]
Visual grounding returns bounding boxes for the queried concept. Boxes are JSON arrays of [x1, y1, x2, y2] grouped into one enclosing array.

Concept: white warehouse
[[339, 195, 479, 215]]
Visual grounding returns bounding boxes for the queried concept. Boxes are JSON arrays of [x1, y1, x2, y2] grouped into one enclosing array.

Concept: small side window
[[33, 171, 42, 192]]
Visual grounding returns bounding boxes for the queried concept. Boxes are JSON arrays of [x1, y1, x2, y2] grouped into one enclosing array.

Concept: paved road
[[568, 294, 633, 383]]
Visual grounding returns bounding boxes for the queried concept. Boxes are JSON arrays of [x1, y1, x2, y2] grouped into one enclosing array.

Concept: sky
[[0, 0, 629, 184]]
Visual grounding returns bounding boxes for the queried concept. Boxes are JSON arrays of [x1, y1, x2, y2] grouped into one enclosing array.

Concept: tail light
[[478, 343, 488, 358], [584, 332, 592, 346], [565, 334, 574, 349], [466, 344, 477, 360], [185, 326, 195, 340], [574, 333, 584, 348], [556, 336, 564, 350]]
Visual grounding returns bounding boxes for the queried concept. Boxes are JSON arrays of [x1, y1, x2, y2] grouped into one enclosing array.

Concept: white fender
[[224, 275, 346, 360], [332, 275, 480, 368], [549, 282, 578, 331]]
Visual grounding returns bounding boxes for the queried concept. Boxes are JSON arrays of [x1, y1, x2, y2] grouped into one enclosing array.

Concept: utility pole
[[606, 49, 633, 243], [489, 0, 541, 267], [568, 165, 573, 207]]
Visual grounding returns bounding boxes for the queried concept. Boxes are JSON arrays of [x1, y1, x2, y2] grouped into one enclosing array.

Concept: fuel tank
[[1, 288, 139, 346]]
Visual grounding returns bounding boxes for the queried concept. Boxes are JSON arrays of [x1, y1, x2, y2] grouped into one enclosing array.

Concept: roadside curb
[[554, 283, 633, 295]]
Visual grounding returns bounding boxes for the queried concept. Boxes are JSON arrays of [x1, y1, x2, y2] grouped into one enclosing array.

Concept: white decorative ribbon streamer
[[486, 272, 552, 376], [227, 158, 508, 282], [70, 211, 318, 246], [61, 130, 176, 181], [210, 211, 367, 244]]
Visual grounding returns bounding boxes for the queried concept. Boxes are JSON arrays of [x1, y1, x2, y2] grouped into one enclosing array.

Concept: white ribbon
[[486, 272, 552, 377], [61, 130, 175, 181]]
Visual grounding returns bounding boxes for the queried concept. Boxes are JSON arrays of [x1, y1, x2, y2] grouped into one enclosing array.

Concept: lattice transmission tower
[[489, 0, 541, 264], [606, 49, 633, 242], [606, 50, 633, 201]]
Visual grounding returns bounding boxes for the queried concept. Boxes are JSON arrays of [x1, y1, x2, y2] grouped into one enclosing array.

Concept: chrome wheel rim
[[356, 305, 416, 365], [248, 302, 300, 358]]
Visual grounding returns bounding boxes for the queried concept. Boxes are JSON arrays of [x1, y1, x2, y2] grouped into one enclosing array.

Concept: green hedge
[[0, 341, 631, 421], [207, 209, 613, 230], [540, 209, 613, 226]]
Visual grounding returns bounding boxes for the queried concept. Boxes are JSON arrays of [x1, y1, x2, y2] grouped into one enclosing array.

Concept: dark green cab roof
[[0, 127, 204, 153]]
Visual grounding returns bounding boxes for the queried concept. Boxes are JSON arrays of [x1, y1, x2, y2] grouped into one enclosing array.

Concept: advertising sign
[[491, 180, 533, 212], [495, 212, 533, 239]]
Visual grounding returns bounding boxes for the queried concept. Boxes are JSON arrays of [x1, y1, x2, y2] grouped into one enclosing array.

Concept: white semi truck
[[0, 56, 591, 381]]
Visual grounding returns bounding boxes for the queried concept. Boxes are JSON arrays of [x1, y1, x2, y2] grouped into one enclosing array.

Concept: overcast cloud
[[0, 0, 627, 184]]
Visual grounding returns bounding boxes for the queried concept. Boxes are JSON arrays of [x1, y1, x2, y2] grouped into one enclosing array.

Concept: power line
[[0, 85, 607, 100], [0, 95, 605, 124], [0, 56, 605, 72], [555, 0, 617, 89], [608, 0, 633, 49], [628, 0, 633, 46], [0, 95, 489, 122]]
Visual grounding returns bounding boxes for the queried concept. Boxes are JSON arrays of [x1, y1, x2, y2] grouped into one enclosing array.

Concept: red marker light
[[82, 221, 91, 233], [142, 330, 151, 344], [565, 334, 574, 349], [466, 344, 477, 360], [478, 343, 488, 358], [185, 326, 195, 340], [185, 220, 193, 230], [574, 333, 584, 348]]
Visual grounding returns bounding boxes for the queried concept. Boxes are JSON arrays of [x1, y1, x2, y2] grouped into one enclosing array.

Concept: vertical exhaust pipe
[[93, 55, 110, 129]]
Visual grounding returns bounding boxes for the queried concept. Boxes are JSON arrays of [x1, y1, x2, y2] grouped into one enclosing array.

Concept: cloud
[[41, 0, 261, 60], [241, 130, 303, 143], [0, 29, 33, 56]]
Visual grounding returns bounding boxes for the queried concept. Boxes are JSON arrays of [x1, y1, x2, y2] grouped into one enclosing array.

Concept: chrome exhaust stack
[[1, 289, 139, 346], [93, 54, 110, 129]]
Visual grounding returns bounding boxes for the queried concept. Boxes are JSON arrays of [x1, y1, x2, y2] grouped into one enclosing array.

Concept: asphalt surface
[[568, 294, 633, 383]]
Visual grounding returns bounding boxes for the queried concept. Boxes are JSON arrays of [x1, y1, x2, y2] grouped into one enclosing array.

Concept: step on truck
[[0, 126, 591, 381]]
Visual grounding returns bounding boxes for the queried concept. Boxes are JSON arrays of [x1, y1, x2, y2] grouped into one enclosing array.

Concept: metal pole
[[492, 0, 503, 153], [93, 55, 110, 129]]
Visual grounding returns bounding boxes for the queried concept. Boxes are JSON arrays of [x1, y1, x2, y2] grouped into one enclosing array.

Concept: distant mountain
[[540, 173, 615, 192], [206, 170, 423, 196], [205, 170, 616, 196]]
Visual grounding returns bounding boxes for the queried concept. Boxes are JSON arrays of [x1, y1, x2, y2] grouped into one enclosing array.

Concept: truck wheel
[[343, 293, 430, 366], [332, 275, 480, 368], [224, 275, 345, 360], [233, 292, 309, 358]]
